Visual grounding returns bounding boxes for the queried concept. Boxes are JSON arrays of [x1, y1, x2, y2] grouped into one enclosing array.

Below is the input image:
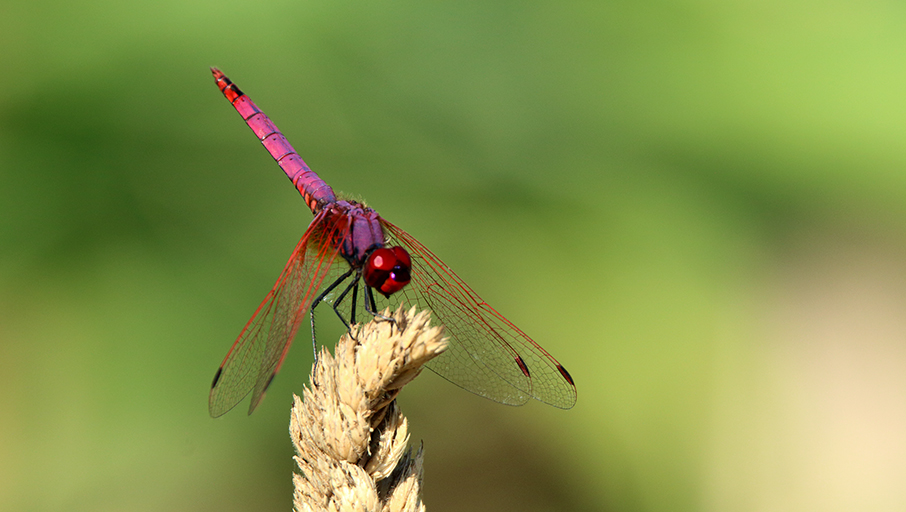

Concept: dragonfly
[[208, 68, 576, 417]]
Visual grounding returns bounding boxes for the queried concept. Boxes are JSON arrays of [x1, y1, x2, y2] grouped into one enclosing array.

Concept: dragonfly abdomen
[[212, 68, 336, 213]]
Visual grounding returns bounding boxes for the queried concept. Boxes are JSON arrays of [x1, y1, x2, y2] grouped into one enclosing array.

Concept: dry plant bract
[[290, 307, 447, 512]]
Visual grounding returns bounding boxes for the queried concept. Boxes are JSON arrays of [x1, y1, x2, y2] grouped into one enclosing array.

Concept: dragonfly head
[[364, 246, 412, 297]]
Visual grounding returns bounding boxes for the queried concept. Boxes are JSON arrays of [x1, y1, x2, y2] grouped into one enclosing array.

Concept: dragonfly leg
[[330, 274, 360, 332], [349, 279, 358, 326], [364, 285, 396, 329], [309, 268, 354, 367]]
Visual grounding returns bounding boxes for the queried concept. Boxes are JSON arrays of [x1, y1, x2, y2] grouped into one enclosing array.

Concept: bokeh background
[[3, 1, 906, 510]]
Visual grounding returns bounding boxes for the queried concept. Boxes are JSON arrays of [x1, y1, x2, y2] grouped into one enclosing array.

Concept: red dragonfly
[[208, 68, 576, 416]]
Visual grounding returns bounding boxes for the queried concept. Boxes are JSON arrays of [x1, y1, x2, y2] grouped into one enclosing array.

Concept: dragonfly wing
[[209, 210, 349, 417], [380, 219, 577, 409]]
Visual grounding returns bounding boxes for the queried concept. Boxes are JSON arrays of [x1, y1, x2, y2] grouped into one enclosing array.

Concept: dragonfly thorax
[[325, 201, 412, 297], [326, 200, 385, 266]]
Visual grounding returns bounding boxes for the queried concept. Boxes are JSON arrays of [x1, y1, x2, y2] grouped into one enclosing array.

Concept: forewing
[[209, 211, 349, 417], [379, 219, 577, 409]]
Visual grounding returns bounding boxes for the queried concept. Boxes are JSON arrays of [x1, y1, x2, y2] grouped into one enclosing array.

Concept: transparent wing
[[379, 219, 576, 409], [209, 210, 349, 417]]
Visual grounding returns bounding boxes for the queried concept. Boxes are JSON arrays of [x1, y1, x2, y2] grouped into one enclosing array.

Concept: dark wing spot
[[557, 364, 575, 386], [211, 367, 223, 389], [515, 355, 531, 378], [264, 372, 277, 392]]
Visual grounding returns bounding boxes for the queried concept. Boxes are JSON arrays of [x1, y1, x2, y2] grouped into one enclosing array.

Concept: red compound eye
[[364, 246, 412, 296]]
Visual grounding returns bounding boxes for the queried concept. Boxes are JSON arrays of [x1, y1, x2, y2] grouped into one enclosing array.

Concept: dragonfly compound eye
[[364, 246, 412, 296]]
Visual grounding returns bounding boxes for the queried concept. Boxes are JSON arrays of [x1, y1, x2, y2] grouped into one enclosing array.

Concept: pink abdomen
[[212, 68, 336, 213]]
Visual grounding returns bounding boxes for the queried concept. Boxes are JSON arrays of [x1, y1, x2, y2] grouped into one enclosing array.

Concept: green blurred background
[[3, 0, 906, 510]]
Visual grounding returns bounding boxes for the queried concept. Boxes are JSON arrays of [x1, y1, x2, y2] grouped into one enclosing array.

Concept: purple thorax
[[321, 200, 386, 266]]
